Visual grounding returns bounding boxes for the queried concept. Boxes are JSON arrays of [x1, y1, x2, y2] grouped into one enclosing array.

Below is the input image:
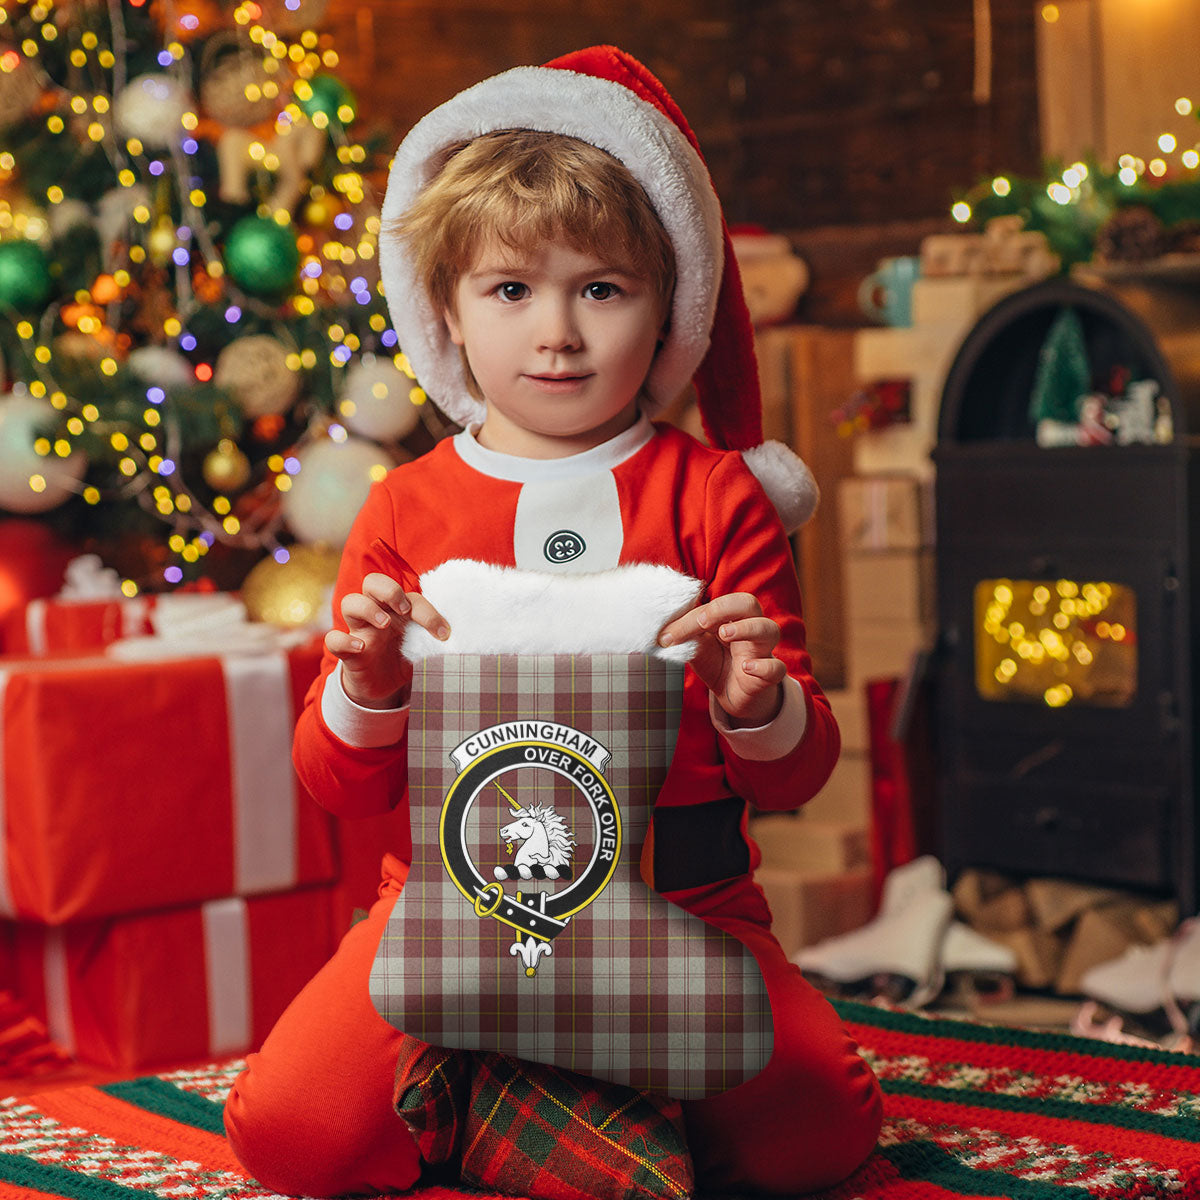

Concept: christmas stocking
[[369, 565, 773, 1099]]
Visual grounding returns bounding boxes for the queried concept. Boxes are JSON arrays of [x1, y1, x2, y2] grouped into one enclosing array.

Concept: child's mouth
[[526, 373, 592, 393]]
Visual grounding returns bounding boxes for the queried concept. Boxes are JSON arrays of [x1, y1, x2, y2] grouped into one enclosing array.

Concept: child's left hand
[[658, 593, 786, 727]]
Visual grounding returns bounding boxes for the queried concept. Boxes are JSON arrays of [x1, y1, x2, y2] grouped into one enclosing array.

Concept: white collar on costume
[[451, 412, 654, 483]]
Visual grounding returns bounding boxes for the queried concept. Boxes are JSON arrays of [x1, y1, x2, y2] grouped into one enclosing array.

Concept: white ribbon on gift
[[23, 601, 48, 656], [38, 896, 254, 1059], [43, 927, 74, 1055], [221, 653, 300, 896], [203, 896, 253, 1055]]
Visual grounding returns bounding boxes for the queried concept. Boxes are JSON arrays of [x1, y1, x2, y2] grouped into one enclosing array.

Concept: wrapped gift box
[[10, 887, 338, 1070], [6, 596, 156, 655], [0, 642, 337, 923], [755, 865, 875, 959], [837, 475, 932, 553]]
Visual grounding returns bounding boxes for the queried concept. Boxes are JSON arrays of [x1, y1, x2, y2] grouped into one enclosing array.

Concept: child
[[225, 46, 882, 1197]]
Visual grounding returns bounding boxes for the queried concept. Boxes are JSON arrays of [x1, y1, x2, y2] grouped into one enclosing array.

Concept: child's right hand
[[324, 573, 450, 709]]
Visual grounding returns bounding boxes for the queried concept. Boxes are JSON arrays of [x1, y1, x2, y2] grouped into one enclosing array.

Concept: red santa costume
[[224, 45, 882, 1197]]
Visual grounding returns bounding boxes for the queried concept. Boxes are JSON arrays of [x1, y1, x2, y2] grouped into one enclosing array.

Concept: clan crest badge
[[439, 720, 622, 975]]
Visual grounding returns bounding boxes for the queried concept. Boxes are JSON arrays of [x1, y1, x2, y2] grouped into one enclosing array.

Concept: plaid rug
[[6, 1000, 1200, 1199], [370, 654, 772, 1098]]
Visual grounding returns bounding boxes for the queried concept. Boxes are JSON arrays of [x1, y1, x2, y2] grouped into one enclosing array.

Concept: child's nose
[[536, 298, 581, 352]]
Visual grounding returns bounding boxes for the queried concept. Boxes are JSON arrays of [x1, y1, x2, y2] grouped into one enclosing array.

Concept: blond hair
[[392, 128, 676, 326]]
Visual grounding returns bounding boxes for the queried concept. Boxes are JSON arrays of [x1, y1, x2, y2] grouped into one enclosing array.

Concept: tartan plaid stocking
[[370, 654, 773, 1098], [394, 1037, 474, 1166], [459, 1052, 694, 1200]]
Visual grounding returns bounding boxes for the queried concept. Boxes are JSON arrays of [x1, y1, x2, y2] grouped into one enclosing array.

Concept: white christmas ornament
[[338, 354, 422, 442], [215, 334, 301, 417], [113, 74, 192, 147], [0, 390, 86, 514], [281, 435, 393, 546], [48, 199, 94, 240], [128, 345, 195, 388]]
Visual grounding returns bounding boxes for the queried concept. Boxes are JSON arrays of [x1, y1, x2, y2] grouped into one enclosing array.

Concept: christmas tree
[[0, 0, 440, 595]]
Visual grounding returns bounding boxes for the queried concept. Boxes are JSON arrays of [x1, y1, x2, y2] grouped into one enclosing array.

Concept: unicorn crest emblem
[[439, 722, 620, 977], [494, 799, 576, 881]]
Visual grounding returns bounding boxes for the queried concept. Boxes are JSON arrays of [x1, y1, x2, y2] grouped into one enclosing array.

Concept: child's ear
[[443, 306, 464, 347]]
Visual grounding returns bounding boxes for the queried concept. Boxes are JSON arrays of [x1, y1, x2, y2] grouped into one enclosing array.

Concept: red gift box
[[7, 597, 156, 655], [0, 642, 337, 923], [10, 887, 338, 1070]]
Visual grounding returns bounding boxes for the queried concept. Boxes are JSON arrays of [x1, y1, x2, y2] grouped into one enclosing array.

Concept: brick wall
[[328, 0, 1041, 234]]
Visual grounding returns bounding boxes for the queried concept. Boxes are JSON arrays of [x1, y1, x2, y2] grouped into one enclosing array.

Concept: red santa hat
[[379, 45, 818, 531]]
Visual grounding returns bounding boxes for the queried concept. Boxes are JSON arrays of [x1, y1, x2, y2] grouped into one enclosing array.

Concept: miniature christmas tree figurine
[[0, 0, 436, 592], [1030, 307, 1093, 445]]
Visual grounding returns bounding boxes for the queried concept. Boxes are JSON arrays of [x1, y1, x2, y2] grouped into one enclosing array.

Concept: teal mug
[[858, 255, 921, 327]]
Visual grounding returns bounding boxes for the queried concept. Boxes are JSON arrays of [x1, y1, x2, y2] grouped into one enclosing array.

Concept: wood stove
[[933, 277, 1200, 914]]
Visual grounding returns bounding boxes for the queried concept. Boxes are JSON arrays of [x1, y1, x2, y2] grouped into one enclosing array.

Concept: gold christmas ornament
[[242, 543, 340, 628], [214, 334, 302, 418], [200, 39, 278, 127], [202, 437, 252, 491], [148, 217, 178, 267], [303, 196, 333, 228], [52, 329, 110, 363], [0, 48, 45, 131]]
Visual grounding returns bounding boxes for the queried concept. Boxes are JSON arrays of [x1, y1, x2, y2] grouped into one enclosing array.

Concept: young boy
[[225, 46, 882, 1197]]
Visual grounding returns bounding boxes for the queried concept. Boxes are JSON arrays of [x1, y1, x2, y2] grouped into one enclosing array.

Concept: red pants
[[225, 856, 882, 1196]]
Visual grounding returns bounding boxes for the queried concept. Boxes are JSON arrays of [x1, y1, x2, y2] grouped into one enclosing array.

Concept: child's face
[[443, 238, 664, 458]]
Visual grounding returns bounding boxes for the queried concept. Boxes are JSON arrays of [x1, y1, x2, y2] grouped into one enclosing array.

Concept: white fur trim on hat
[[379, 65, 725, 429]]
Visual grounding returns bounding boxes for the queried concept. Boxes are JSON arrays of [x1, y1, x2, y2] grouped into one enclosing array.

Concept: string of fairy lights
[[0, 0, 429, 592], [952, 1, 1200, 233]]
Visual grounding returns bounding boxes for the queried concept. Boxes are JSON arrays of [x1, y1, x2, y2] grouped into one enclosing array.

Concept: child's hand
[[324, 573, 449, 709], [658, 592, 786, 727]]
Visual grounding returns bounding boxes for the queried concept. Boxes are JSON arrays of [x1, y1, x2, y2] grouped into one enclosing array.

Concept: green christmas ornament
[[296, 74, 356, 127], [1030, 307, 1091, 425], [0, 240, 53, 310], [224, 215, 301, 296]]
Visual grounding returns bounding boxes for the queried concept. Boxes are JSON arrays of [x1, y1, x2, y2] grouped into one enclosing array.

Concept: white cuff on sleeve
[[320, 661, 410, 748], [710, 675, 808, 762]]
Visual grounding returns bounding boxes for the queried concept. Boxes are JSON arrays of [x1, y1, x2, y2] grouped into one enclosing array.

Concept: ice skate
[[878, 855, 947, 916], [1077, 918, 1200, 1047], [794, 861, 954, 1008], [940, 920, 1018, 1004]]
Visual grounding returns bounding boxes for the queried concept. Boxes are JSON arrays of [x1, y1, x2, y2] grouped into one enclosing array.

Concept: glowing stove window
[[974, 579, 1136, 708]]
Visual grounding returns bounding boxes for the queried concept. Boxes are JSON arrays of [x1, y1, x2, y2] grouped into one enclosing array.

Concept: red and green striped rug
[[3, 999, 1200, 1200]]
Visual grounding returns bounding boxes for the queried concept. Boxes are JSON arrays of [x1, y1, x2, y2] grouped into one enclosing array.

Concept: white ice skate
[[1077, 917, 1200, 1048], [940, 920, 1018, 1003], [942, 921, 1018, 975], [793, 856, 954, 1007]]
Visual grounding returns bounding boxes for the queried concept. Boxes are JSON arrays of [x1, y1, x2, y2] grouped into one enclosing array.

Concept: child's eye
[[585, 282, 620, 301], [497, 282, 528, 301]]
